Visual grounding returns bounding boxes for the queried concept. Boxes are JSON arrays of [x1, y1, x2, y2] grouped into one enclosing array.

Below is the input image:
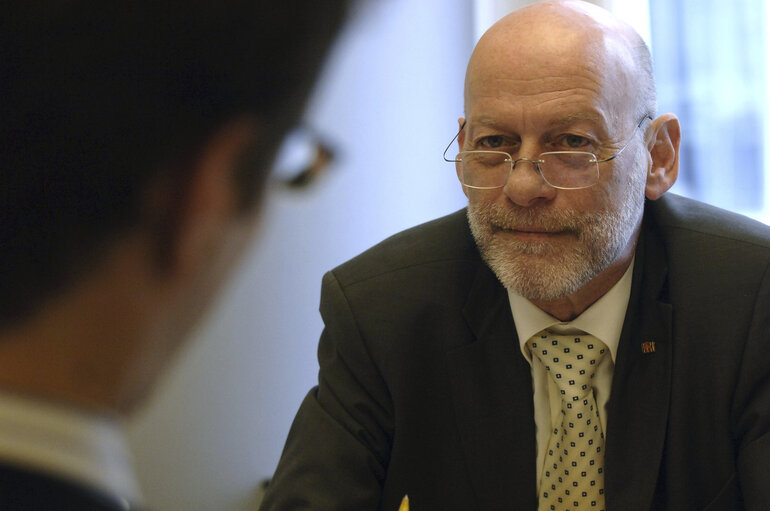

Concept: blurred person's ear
[[144, 118, 262, 284], [645, 113, 680, 200], [172, 118, 261, 279]]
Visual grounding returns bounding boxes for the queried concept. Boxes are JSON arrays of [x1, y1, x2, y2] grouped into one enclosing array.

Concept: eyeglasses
[[442, 116, 650, 190], [272, 126, 336, 189]]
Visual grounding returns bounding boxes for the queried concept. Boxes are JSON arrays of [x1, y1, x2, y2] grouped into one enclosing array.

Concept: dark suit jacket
[[0, 462, 134, 510], [261, 194, 770, 511]]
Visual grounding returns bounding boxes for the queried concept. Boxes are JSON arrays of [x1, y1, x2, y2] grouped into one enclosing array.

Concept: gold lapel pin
[[641, 341, 656, 354]]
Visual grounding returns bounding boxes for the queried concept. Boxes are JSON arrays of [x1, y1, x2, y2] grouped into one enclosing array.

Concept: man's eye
[[562, 134, 588, 149], [478, 135, 505, 149]]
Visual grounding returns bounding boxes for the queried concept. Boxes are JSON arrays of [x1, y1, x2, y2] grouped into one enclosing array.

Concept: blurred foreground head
[[0, 1, 348, 414]]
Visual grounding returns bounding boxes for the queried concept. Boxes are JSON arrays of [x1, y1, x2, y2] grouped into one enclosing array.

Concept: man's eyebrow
[[470, 117, 506, 128], [546, 112, 604, 128]]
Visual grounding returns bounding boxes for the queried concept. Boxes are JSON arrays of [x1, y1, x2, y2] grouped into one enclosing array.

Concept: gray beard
[[467, 168, 646, 301]]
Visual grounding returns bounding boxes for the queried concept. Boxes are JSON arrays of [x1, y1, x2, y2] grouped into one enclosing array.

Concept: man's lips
[[493, 225, 575, 239], [493, 224, 566, 233], [513, 227, 560, 234]]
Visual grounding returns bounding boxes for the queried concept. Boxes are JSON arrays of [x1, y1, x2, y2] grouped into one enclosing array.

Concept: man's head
[[455, 0, 680, 318], [0, 1, 347, 412]]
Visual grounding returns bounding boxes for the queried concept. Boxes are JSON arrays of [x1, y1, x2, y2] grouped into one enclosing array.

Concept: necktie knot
[[529, 330, 608, 401]]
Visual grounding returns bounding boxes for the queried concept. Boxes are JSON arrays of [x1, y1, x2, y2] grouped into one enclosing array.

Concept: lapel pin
[[641, 341, 656, 354]]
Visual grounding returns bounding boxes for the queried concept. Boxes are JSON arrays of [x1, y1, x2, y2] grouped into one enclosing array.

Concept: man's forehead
[[464, 65, 616, 120]]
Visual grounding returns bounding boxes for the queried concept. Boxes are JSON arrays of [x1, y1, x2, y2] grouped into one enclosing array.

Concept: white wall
[[127, 2, 473, 510]]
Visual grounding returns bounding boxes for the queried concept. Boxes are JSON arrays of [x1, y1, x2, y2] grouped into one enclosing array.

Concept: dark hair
[[1, 1, 348, 325]]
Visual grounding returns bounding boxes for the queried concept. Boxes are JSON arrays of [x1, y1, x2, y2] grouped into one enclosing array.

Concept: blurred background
[[126, 0, 769, 509]]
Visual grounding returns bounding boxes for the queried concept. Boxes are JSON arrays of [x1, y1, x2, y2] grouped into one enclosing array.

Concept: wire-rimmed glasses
[[442, 116, 651, 190]]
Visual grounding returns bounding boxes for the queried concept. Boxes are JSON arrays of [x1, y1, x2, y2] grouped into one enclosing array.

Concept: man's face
[[460, 22, 648, 302]]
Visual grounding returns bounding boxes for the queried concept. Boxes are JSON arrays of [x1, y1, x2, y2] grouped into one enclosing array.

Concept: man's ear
[[645, 113, 680, 200], [152, 118, 260, 280], [456, 117, 468, 198]]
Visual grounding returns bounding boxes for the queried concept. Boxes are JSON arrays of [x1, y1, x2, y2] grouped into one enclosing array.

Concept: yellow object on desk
[[398, 495, 409, 511]]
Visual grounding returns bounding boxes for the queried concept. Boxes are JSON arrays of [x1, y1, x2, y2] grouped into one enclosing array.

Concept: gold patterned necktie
[[530, 330, 609, 511]]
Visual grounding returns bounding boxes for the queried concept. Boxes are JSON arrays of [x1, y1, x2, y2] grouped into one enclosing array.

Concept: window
[[648, 0, 769, 223]]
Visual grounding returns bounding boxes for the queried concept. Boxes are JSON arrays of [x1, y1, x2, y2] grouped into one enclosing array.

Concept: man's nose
[[502, 157, 557, 207]]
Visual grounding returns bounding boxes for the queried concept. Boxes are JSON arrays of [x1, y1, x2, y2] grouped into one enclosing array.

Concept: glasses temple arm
[[442, 120, 467, 162], [595, 115, 652, 163]]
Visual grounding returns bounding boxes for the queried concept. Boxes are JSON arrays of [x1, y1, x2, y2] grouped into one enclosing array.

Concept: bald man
[[261, 2, 770, 510]]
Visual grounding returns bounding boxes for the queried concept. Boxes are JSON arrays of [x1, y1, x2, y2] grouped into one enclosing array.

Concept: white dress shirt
[[0, 390, 141, 506], [507, 259, 634, 491]]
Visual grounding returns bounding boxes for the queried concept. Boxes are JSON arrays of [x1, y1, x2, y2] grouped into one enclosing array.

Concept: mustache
[[473, 202, 592, 234]]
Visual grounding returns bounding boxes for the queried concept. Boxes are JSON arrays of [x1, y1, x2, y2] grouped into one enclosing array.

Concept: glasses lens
[[457, 151, 510, 189], [540, 152, 599, 189]]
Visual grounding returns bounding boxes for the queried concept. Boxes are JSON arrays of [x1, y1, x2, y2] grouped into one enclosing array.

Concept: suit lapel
[[605, 218, 673, 511], [446, 262, 537, 511]]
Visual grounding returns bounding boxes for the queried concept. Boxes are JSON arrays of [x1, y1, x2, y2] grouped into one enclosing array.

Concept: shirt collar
[[0, 390, 142, 505], [509, 257, 635, 364]]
